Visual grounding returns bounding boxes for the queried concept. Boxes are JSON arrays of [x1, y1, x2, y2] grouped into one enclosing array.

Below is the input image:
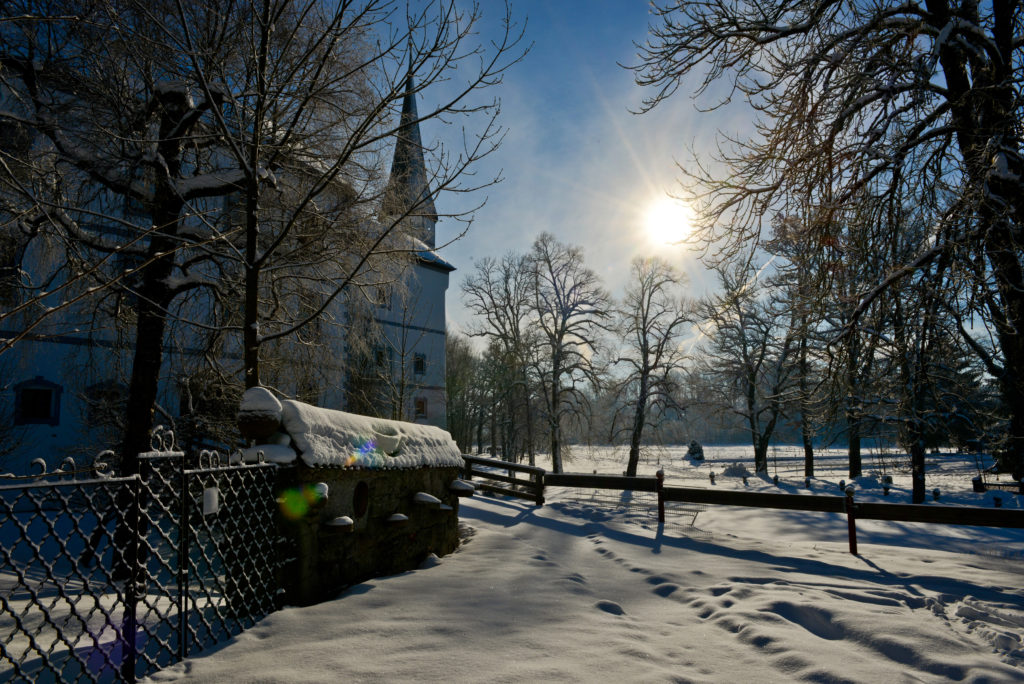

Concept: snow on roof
[[406, 234, 454, 272], [270, 399, 463, 469], [239, 386, 283, 415]]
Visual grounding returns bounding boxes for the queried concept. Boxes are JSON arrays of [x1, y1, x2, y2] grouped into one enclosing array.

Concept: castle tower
[[382, 71, 438, 248]]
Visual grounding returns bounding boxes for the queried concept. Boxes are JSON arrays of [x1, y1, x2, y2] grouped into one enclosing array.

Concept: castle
[[1, 73, 452, 474]]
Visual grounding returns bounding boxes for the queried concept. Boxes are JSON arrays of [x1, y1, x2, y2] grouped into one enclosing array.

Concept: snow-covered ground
[[146, 446, 1024, 683]]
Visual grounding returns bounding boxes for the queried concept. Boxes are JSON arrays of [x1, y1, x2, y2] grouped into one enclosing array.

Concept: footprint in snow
[[595, 600, 625, 616]]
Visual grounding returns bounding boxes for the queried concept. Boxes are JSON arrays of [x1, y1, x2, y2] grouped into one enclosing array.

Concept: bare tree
[[698, 263, 797, 475], [1, 0, 524, 471], [444, 328, 481, 453], [612, 256, 692, 477], [461, 252, 540, 464], [191, 0, 524, 393], [528, 233, 610, 473], [633, 0, 1024, 474], [764, 212, 830, 477]]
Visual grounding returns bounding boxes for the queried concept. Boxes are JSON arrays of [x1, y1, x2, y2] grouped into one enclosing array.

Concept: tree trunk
[[799, 336, 814, 477], [802, 427, 815, 478], [987, 226, 1024, 480], [120, 200, 182, 474], [847, 414, 862, 478], [243, 262, 260, 389], [753, 438, 768, 475], [626, 376, 649, 477], [549, 367, 562, 473], [120, 275, 173, 473], [910, 432, 926, 504], [489, 397, 497, 457], [475, 410, 484, 454], [524, 385, 536, 467]]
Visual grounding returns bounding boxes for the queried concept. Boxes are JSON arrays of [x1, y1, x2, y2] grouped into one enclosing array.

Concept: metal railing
[[1, 433, 287, 683]]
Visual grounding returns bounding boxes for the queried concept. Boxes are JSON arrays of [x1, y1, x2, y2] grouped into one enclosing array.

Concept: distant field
[[519, 444, 1019, 505]]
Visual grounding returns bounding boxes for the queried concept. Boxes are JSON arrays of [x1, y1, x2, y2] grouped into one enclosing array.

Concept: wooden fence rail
[[544, 472, 659, 492], [462, 455, 545, 506], [463, 455, 1024, 555]]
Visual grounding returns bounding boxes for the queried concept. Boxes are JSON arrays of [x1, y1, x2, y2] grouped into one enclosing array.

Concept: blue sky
[[419, 1, 751, 334]]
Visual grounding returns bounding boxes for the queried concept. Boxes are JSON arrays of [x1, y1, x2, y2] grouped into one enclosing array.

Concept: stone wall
[[278, 464, 463, 606]]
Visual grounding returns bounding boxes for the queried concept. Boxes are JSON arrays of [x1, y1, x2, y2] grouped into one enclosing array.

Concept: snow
[[414, 491, 442, 506], [325, 516, 353, 528], [143, 447, 1024, 683], [449, 479, 475, 494], [274, 400, 463, 469], [237, 386, 282, 415], [239, 444, 296, 464]]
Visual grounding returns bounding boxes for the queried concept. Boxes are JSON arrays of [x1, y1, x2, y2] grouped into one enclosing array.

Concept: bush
[[686, 440, 704, 460], [721, 462, 751, 478]]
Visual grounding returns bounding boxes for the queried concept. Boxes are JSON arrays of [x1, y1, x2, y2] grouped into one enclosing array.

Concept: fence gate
[[1, 440, 285, 683]]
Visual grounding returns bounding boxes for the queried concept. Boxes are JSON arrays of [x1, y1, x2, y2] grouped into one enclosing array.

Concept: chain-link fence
[[1, 444, 287, 683]]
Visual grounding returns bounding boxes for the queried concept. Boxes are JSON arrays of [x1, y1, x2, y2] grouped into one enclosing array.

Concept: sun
[[644, 197, 694, 246]]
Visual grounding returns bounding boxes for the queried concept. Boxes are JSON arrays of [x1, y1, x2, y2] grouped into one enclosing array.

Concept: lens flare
[[278, 484, 326, 520]]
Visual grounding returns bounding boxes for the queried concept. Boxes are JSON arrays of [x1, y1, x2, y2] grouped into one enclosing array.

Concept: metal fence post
[[121, 475, 141, 683], [178, 457, 188, 660]]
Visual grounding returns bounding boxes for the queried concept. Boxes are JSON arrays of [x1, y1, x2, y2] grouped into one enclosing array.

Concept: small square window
[[14, 376, 61, 426], [414, 397, 427, 419], [85, 381, 127, 425], [413, 353, 426, 375]]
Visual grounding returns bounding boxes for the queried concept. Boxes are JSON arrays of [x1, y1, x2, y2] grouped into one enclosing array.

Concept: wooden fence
[[463, 455, 1024, 555], [462, 455, 545, 506]]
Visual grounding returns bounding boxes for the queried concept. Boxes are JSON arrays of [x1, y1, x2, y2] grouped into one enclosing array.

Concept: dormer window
[[14, 376, 61, 426]]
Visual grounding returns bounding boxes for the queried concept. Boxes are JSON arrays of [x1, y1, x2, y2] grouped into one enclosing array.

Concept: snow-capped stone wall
[[237, 389, 463, 470], [235, 387, 465, 606]]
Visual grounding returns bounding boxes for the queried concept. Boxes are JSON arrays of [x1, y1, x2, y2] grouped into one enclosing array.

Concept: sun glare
[[644, 197, 693, 246]]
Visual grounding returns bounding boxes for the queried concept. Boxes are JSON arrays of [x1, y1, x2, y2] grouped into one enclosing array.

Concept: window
[[414, 397, 427, 419], [413, 353, 426, 376], [14, 376, 61, 426], [374, 346, 391, 369], [85, 381, 127, 425], [374, 283, 393, 311]]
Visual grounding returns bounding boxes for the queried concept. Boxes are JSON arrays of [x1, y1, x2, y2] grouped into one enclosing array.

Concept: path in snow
[[146, 477, 1024, 683]]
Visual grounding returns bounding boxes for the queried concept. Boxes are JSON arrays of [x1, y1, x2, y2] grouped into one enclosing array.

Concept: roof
[[409, 236, 455, 273], [382, 72, 438, 232]]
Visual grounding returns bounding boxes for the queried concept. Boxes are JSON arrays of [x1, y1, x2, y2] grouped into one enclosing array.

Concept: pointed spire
[[383, 66, 438, 248]]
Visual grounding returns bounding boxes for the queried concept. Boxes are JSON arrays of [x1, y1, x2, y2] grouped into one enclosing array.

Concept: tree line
[[447, 226, 1003, 500], [626, 0, 1024, 503]]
